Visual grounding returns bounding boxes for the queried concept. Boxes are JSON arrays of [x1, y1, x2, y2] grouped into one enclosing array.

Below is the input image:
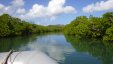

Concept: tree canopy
[[64, 12, 113, 41], [0, 14, 63, 37]]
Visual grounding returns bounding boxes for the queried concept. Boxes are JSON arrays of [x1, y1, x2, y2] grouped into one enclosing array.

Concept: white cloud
[[0, 0, 76, 25], [64, 6, 76, 13], [83, 0, 113, 13], [11, 0, 24, 7], [16, 8, 26, 14], [0, 4, 5, 15], [0, 0, 25, 15], [0, 4, 5, 10], [22, 0, 76, 19]]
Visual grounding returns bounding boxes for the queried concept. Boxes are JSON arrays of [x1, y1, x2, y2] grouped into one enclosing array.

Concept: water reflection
[[0, 34, 113, 64], [19, 34, 75, 62], [64, 35, 113, 64], [0, 35, 38, 52]]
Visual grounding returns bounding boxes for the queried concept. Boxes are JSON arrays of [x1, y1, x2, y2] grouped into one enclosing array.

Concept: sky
[[0, 0, 113, 25]]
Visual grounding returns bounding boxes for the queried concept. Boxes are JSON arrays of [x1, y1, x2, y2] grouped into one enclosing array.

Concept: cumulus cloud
[[22, 0, 76, 19], [0, 4, 4, 10], [0, 0, 25, 15], [0, 0, 76, 23], [83, 0, 113, 13], [16, 8, 26, 14], [11, 0, 24, 7]]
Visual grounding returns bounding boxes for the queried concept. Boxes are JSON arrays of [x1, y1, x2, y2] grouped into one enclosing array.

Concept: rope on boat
[[2, 50, 14, 64], [1, 50, 21, 64], [10, 51, 22, 64]]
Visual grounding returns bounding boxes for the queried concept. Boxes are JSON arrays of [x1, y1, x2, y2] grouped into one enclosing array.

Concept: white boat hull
[[0, 51, 58, 64]]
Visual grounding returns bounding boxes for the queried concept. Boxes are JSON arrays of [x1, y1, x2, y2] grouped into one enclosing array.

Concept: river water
[[0, 33, 113, 64]]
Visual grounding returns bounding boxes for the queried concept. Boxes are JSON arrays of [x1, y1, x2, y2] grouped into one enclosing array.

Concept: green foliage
[[46, 25, 64, 32], [74, 24, 90, 37], [0, 23, 10, 37], [64, 12, 113, 41], [103, 26, 113, 41], [88, 17, 104, 37], [0, 14, 63, 37], [64, 16, 90, 36]]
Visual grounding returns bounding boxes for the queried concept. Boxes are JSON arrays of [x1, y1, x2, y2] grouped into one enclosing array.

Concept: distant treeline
[[64, 12, 113, 41], [0, 14, 64, 37]]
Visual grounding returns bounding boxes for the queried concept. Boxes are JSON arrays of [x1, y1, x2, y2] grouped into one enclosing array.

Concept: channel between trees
[[0, 12, 113, 42]]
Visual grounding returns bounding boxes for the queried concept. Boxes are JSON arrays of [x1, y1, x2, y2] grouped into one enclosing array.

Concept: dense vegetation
[[1, 12, 113, 42], [0, 14, 63, 37], [64, 12, 113, 41]]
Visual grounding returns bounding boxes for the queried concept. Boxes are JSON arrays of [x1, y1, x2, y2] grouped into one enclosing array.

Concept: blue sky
[[0, 0, 113, 25]]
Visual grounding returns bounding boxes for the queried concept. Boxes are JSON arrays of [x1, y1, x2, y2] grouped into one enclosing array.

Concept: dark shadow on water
[[0, 34, 39, 52], [64, 35, 113, 64]]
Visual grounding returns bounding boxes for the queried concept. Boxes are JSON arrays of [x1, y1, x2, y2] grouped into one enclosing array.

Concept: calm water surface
[[0, 33, 113, 64]]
